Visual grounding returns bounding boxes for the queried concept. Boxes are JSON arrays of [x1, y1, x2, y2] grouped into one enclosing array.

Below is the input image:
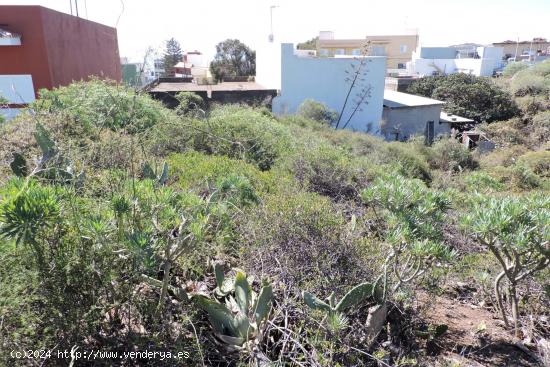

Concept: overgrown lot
[[0, 77, 548, 366]]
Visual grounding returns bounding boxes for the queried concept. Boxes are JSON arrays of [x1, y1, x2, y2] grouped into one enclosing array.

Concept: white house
[[408, 46, 504, 77], [271, 43, 386, 132]]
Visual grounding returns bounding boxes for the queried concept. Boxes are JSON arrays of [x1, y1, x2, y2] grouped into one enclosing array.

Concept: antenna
[[69, 0, 73, 15], [75, 0, 79, 17]]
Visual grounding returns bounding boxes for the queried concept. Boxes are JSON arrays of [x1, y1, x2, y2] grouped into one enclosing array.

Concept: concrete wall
[[256, 40, 282, 89], [410, 46, 504, 77], [381, 104, 449, 141], [272, 44, 386, 132]]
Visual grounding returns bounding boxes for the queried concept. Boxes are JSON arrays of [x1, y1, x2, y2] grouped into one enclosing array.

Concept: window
[[335, 48, 345, 55], [400, 45, 408, 53], [371, 46, 386, 56], [397, 63, 406, 69], [319, 49, 329, 57], [352, 48, 362, 56]]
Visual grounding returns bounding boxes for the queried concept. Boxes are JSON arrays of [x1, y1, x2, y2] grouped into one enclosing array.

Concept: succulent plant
[[194, 269, 273, 350], [302, 281, 380, 316], [140, 161, 169, 186], [10, 123, 82, 185]]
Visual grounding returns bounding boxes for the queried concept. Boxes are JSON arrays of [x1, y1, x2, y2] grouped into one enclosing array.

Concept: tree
[[297, 99, 338, 125], [461, 195, 549, 337], [297, 37, 318, 50], [407, 73, 520, 123], [209, 39, 255, 82], [162, 38, 183, 77]]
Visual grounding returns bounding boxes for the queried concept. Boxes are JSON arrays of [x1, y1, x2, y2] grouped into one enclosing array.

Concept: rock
[[366, 302, 388, 343]]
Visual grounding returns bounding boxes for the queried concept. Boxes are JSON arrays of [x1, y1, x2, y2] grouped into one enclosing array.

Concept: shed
[[381, 90, 446, 143]]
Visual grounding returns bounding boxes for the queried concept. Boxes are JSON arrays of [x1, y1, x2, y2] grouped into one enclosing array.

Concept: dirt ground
[[417, 290, 543, 366]]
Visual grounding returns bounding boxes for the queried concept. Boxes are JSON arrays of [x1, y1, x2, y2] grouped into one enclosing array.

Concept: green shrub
[[384, 142, 432, 183], [464, 171, 504, 193], [509, 60, 550, 96], [427, 138, 478, 171], [297, 99, 338, 125], [291, 143, 368, 200], [147, 106, 293, 171], [33, 79, 170, 133], [511, 164, 541, 189], [167, 151, 285, 195], [174, 91, 205, 116], [503, 62, 529, 78], [517, 151, 550, 177], [407, 73, 520, 122]]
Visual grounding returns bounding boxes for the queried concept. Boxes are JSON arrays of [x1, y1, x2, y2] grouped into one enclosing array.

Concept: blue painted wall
[[272, 44, 386, 133], [419, 47, 458, 59]]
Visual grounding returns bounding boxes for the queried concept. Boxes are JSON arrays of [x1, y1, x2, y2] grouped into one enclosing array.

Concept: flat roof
[[150, 81, 273, 93], [440, 111, 475, 123], [383, 90, 445, 108]]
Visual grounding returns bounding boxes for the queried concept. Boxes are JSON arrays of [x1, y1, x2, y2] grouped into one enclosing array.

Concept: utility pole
[[75, 0, 79, 17], [514, 37, 519, 60], [269, 5, 279, 42], [69, 0, 73, 15]]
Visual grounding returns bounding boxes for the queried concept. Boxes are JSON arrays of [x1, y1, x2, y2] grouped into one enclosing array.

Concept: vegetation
[[0, 78, 548, 366], [162, 37, 184, 76], [407, 73, 521, 122], [297, 99, 338, 125], [296, 37, 319, 50], [210, 39, 256, 82]]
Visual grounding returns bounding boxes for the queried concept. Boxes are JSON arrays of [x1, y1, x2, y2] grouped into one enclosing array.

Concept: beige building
[[492, 38, 550, 59], [316, 31, 419, 70]]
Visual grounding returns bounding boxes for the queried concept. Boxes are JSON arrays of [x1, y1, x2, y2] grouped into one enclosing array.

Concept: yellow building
[[316, 32, 419, 70]]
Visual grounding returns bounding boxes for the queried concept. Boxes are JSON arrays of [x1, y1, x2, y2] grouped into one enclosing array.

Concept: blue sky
[[3, 0, 549, 61]]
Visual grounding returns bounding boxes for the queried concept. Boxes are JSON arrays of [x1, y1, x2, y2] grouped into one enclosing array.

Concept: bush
[[509, 60, 550, 96], [427, 138, 478, 171], [33, 79, 170, 133], [407, 73, 520, 122], [291, 143, 368, 200], [511, 164, 541, 189], [297, 99, 338, 125], [240, 191, 370, 296], [167, 151, 287, 196], [517, 151, 550, 177], [503, 62, 529, 78], [384, 142, 432, 183], [464, 171, 504, 193], [174, 91, 205, 116]]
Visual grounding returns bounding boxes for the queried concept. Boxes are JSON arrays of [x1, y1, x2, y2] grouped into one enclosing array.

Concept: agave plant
[[10, 123, 83, 185], [193, 269, 273, 351]]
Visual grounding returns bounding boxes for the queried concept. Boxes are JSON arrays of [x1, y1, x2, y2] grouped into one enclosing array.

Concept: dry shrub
[[240, 191, 371, 298]]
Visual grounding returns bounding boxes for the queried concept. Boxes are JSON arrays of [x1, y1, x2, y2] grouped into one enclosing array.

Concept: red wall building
[[0, 5, 121, 100]]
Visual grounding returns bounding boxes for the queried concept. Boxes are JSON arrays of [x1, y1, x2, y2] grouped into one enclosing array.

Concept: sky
[[2, 0, 550, 62]]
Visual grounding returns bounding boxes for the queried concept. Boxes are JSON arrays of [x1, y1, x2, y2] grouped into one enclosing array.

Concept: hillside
[[0, 75, 548, 366]]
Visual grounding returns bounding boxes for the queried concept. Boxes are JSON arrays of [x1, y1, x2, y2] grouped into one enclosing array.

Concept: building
[[272, 43, 386, 132], [147, 79, 277, 108], [174, 51, 211, 81], [382, 90, 475, 142], [0, 5, 121, 119], [316, 31, 419, 70], [493, 38, 550, 60], [382, 90, 446, 142], [408, 46, 504, 77]]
